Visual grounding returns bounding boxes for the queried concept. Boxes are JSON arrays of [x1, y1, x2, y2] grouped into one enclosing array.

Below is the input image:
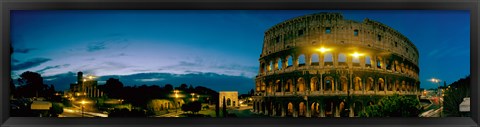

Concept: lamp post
[[173, 90, 180, 113], [79, 100, 88, 117]]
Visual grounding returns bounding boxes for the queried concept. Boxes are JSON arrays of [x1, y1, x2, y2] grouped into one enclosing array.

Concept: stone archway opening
[[310, 77, 319, 92], [287, 102, 294, 117], [299, 102, 306, 117], [354, 77, 362, 91], [324, 76, 335, 92], [297, 78, 306, 92]]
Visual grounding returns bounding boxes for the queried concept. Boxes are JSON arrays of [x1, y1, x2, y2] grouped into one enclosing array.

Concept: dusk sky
[[10, 10, 470, 93]]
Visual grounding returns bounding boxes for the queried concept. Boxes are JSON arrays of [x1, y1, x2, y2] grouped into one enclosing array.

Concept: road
[[419, 96, 443, 117], [155, 110, 184, 117], [59, 107, 108, 117]]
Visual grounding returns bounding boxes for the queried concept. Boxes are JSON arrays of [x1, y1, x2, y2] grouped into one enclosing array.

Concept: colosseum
[[252, 12, 421, 117]]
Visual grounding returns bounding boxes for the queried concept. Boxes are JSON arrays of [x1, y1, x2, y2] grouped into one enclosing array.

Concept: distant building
[[65, 71, 104, 98], [219, 91, 239, 107]]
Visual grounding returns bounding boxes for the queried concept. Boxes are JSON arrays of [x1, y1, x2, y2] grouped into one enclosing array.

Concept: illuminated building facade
[[252, 13, 421, 117], [67, 71, 104, 98]]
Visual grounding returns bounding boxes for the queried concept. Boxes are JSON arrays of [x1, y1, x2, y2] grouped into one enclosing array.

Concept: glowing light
[[430, 78, 440, 83], [79, 100, 90, 105], [350, 52, 364, 58], [316, 47, 332, 53]]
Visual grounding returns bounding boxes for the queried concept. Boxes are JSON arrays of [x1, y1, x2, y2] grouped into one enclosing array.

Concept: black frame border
[[1, 0, 478, 127]]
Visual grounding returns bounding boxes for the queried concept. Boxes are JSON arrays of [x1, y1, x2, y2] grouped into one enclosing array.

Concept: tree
[[444, 75, 470, 116], [222, 96, 227, 117], [250, 89, 255, 96], [187, 85, 194, 93], [215, 97, 220, 117], [104, 78, 124, 98], [49, 103, 63, 117], [181, 101, 202, 114], [359, 94, 421, 117], [164, 84, 173, 92], [178, 84, 188, 91], [17, 71, 46, 98], [10, 78, 15, 98]]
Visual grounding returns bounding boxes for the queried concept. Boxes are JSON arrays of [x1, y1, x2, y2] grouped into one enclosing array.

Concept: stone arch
[[376, 56, 383, 68], [311, 102, 320, 117], [275, 80, 281, 92], [277, 58, 282, 70], [260, 63, 265, 74], [286, 79, 294, 92], [227, 98, 231, 106], [354, 77, 362, 91], [297, 77, 306, 92], [365, 56, 372, 67], [275, 102, 282, 116], [378, 78, 385, 91], [324, 53, 333, 66], [269, 60, 274, 71], [324, 99, 335, 117], [387, 79, 394, 91], [261, 82, 266, 92], [267, 81, 273, 94], [299, 102, 307, 117], [286, 55, 293, 68], [256, 101, 260, 112], [310, 77, 319, 92], [298, 54, 306, 66], [401, 80, 406, 91], [352, 55, 360, 64], [366, 77, 374, 91], [353, 101, 364, 117], [311, 53, 320, 66], [339, 101, 348, 117], [401, 63, 405, 73], [395, 80, 400, 91], [324, 76, 335, 92], [395, 61, 401, 72], [287, 102, 294, 116], [340, 76, 348, 92], [406, 82, 411, 92], [261, 101, 266, 113], [338, 53, 347, 63]]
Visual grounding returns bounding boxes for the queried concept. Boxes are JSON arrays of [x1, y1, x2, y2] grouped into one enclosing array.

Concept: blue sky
[[10, 10, 470, 93]]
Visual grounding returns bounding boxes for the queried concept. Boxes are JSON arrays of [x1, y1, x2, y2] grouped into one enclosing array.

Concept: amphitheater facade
[[252, 12, 421, 117]]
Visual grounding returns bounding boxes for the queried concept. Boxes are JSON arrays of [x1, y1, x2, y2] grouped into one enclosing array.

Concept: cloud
[[14, 48, 37, 54], [43, 72, 78, 91], [106, 53, 127, 58], [87, 41, 107, 52], [86, 35, 130, 52], [178, 61, 199, 67], [12, 58, 20, 63], [12, 58, 51, 71], [37, 64, 71, 73]]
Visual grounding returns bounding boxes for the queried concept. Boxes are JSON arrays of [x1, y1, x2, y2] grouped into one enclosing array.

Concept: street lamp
[[172, 90, 183, 113], [79, 100, 89, 117], [316, 47, 332, 53], [350, 52, 364, 58]]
